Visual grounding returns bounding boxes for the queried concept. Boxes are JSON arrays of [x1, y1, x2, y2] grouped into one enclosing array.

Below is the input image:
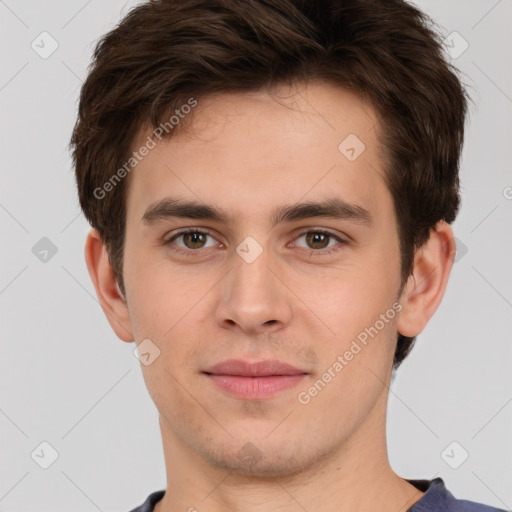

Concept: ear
[[84, 228, 134, 342], [397, 221, 456, 337]]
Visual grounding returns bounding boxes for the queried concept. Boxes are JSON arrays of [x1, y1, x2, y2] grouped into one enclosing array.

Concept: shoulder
[[407, 478, 508, 512], [128, 490, 165, 512], [452, 499, 509, 512]]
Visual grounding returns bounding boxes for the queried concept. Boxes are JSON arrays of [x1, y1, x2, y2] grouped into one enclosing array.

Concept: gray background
[[1, 0, 511, 510]]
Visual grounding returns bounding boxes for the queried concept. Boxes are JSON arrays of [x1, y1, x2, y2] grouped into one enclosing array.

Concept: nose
[[214, 242, 293, 335]]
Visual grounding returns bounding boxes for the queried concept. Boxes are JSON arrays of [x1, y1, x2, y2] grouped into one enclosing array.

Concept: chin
[[194, 436, 330, 479]]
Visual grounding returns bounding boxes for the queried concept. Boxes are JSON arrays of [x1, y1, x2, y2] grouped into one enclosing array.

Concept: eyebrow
[[141, 196, 373, 228]]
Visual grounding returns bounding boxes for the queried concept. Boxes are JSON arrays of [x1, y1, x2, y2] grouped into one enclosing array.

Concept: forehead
[[125, 81, 391, 226]]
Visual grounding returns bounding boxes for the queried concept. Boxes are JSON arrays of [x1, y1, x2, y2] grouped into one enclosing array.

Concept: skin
[[85, 81, 455, 511]]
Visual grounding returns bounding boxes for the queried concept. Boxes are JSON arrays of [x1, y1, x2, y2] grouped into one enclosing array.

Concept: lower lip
[[205, 374, 307, 399]]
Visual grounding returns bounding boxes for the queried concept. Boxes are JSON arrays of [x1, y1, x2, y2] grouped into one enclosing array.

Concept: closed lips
[[203, 359, 308, 377]]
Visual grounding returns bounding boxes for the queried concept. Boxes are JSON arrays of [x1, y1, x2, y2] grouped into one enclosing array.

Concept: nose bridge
[[229, 238, 275, 304], [215, 235, 291, 332]]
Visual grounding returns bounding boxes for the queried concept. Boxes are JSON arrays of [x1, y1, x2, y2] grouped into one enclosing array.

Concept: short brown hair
[[70, 0, 469, 370]]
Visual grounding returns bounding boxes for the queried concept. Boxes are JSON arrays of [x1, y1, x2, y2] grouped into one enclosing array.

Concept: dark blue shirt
[[128, 477, 507, 511]]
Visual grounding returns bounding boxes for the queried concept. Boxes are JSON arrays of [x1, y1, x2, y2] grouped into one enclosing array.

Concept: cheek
[[123, 240, 191, 339], [293, 257, 400, 378], [296, 259, 397, 330], [139, 355, 201, 437]]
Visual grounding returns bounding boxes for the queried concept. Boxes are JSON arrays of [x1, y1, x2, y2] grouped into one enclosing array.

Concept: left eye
[[293, 230, 343, 251]]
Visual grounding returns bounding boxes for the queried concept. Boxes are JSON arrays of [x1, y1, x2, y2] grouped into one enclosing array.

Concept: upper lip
[[203, 359, 307, 377]]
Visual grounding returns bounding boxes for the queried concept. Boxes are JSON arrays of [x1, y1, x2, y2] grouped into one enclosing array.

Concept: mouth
[[202, 359, 309, 400]]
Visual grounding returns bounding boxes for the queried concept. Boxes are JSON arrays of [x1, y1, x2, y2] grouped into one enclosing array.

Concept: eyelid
[[164, 227, 220, 246], [294, 226, 347, 240], [291, 227, 348, 252]]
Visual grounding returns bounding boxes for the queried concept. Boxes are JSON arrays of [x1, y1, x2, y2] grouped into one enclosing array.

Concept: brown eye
[[292, 229, 348, 257], [304, 232, 331, 250], [182, 232, 208, 249], [166, 229, 218, 252]]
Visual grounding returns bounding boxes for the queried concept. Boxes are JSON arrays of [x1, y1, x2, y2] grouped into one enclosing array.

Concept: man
[[69, 0, 506, 511]]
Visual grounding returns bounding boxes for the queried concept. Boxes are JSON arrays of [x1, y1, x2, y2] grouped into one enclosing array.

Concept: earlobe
[[397, 221, 456, 338], [84, 228, 134, 342]]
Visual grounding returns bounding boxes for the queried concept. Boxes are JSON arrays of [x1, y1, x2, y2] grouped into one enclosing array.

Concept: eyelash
[[163, 228, 348, 258]]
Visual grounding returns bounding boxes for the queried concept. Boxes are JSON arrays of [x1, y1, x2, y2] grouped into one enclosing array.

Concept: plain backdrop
[[1, 1, 511, 511]]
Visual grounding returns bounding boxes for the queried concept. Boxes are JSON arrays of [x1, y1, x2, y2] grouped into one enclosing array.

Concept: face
[[122, 81, 404, 477]]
